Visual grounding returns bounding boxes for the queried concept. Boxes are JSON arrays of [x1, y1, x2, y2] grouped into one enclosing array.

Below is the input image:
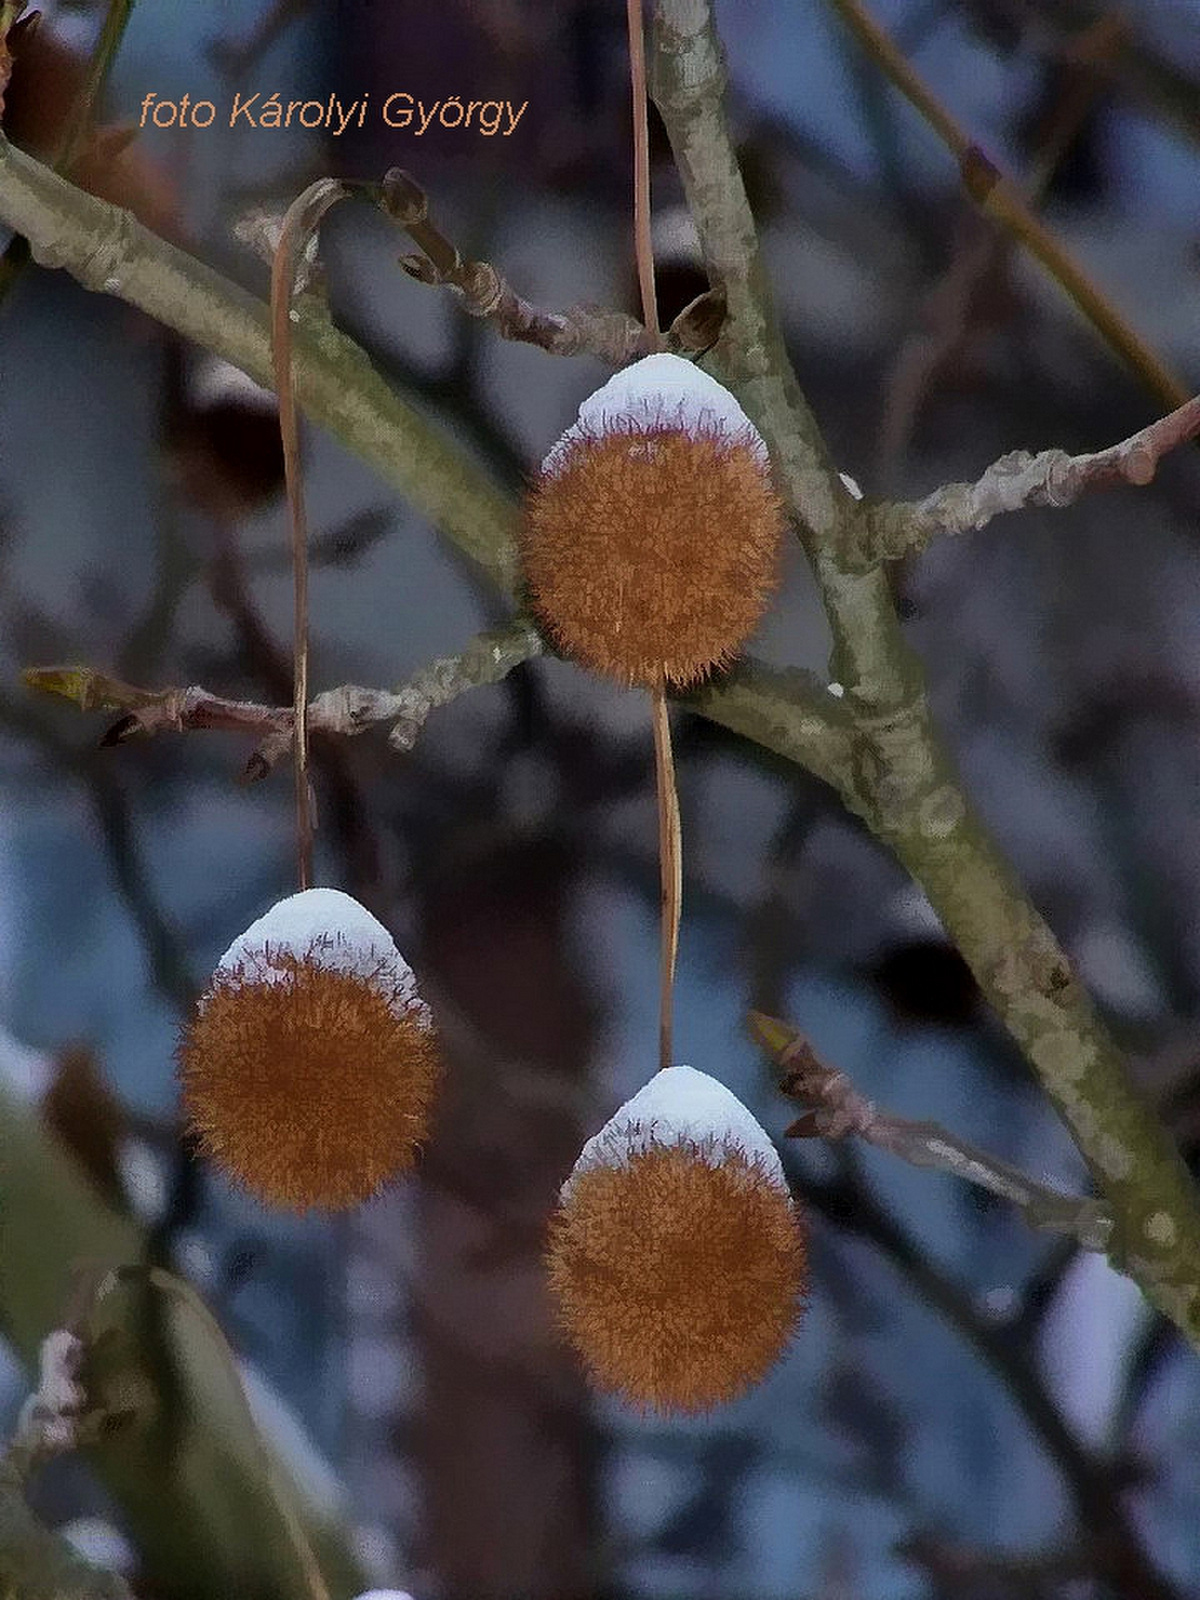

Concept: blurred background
[[3, 1, 1200, 1596]]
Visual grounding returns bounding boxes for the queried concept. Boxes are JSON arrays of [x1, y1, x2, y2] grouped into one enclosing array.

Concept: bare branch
[[380, 168, 654, 364], [23, 617, 547, 776], [821, 0, 1189, 415], [859, 393, 1200, 568], [383, 616, 544, 751], [651, 0, 1200, 1356], [379, 168, 718, 363], [752, 1012, 1113, 1252]]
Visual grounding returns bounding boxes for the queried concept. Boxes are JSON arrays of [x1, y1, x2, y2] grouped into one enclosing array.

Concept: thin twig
[[822, 0, 1189, 414], [378, 166, 720, 361], [271, 179, 354, 889], [859, 391, 1200, 568], [751, 1011, 1113, 1251], [22, 617, 546, 774], [651, 683, 681, 1073], [627, 0, 659, 345]]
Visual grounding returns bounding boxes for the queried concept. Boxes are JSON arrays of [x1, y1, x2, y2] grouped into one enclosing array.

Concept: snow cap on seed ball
[[214, 887, 431, 1028], [541, 352, 769, 473], [179, 888, 439, 1211], [548, 1065, 807, 1414], [564, 1063, 787, 1196], [522, 353, 786, 690]]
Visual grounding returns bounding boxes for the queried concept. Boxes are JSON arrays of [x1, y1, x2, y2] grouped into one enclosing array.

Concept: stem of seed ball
[[629, 0, 679, 1073], [270, 178, 350, 891], [652, 679, 682, 1073], [627, 0, 659, 346]]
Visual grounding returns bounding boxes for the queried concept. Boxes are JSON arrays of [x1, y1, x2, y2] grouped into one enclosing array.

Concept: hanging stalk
[[269, 178, 353, 889], [628, 0, 680, 1071]]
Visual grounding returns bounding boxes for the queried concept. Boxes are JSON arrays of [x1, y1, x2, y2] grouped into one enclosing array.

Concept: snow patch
[[565, 1064, 787, 1195], [0, 1023, 53, 1103], [215, 888, 431, 1028], [543, 353, 768, 471]]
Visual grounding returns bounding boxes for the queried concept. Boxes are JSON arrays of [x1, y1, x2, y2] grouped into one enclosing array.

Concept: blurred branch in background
[[874, 9, 1123, 487], [822, 0, 1190, 412], [981, 0, 1200, 151]]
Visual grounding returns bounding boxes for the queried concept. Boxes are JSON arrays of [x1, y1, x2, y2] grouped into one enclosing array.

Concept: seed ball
[[547, 1065, 807, 1413], [178, 888, 439, 1210], [522, 353, 785, 689]]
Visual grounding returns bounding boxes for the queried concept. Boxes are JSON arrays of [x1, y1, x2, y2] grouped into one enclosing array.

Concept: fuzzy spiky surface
[[179, 945, 439, 1211], [522, 415, 784, 689], [547, 1137, 807, 1413]]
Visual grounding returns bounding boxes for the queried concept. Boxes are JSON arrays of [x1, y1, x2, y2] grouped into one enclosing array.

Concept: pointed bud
[[547, 1065, 807, 1414], [522, 354, 785, 689], [178, 888, 439, 1210]]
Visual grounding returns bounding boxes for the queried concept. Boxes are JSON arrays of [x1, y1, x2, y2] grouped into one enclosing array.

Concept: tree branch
[[649, 0, 1200, 1354], [751, 1011, 1113, 1251], [0, 131, 522, 597], [22, 617, 546, 772], [23, 627, 858, 797], [858, 392, 1200, 568], [821, 0, 1190, 414], [379, 168, 659, 364]]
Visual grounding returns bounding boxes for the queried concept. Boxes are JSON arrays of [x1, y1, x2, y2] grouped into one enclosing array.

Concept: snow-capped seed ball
[[547, 1065, 806, 1414], [522, 353, 785, 689], [178, 888, 439, 1211]]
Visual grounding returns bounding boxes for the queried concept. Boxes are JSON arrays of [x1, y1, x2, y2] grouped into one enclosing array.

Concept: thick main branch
[[650, 0, 1200, 1351]]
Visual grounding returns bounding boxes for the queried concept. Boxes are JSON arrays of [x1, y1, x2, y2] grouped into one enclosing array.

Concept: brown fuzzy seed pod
[[522, 354, 785, 689], [178, 889, 439, 1211], [547, 1067, 807, 1413]]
